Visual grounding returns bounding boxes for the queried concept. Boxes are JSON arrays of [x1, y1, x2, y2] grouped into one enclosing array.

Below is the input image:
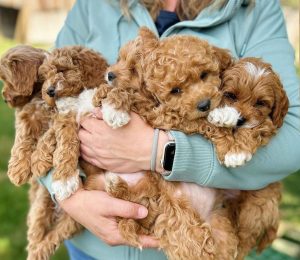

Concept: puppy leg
[[101, 88, 131, 128], [27, 185, 56, 260], [92, 83, 111, 107], [105, 172, 160, 248], [7, 102, 50, 185], [209, 208, 239, 260], [154, 195, 215, 260], [27, 212, 82, 260], [31, 127, 56, 178], [7, 116, 35, 185], [235, 183, 281, 259], [51, 113, 81, 201]]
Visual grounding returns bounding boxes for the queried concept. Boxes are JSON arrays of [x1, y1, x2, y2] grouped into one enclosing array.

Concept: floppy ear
[[270, 74, 289, 128], [10, 59, 39, 95], [212, 46, 234, 72]]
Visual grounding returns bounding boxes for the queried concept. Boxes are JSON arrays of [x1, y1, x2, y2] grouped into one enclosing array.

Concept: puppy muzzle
[[46, 86, 56, 97]]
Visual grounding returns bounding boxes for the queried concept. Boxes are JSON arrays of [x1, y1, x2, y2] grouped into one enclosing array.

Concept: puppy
[[0, 45, 52, 185], [93, 27, 238, 260], [26, 45, 108, 260], [208, 57, 288, 259], [93, 28, 287, 259], [208, 57, 289, 167]]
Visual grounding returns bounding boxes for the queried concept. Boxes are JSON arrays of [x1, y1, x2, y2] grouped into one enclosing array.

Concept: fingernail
[[138, 207, 148, 218]]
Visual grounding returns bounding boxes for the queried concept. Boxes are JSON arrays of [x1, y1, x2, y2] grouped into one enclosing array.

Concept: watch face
[[163, 142, 176, 171]]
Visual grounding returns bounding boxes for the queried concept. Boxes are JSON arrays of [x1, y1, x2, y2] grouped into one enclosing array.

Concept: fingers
[[104, 197, 148, 219]]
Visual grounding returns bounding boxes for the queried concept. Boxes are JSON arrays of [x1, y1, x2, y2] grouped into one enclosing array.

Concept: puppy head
[[105, 38, 143, 90], [137, 27, 232, 121], [39, 46, 108, 106], [220, 57, 289, 129], [0, 45, 47, 107]]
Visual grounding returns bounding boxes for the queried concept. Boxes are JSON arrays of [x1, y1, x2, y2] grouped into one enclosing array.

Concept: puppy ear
[[212, 46, 233, 72], [137, 27, 159, 51], [9, 48, 46, 96], [270, 74, 289, 128], [9, 59, 39, 95]]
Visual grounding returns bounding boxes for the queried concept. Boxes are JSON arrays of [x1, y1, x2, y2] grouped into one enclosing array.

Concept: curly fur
[[0, 45, 52, 186], [90, 27, 286, 259], [25, 46, 108, 260]]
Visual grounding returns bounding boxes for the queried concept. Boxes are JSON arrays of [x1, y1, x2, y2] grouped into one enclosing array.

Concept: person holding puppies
[[39, 0, 300, 259]]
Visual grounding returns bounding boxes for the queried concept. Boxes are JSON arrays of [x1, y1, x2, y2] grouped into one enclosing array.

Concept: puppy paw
[[52, 173, 80, 201], [102, 101, 130, 129], [224, 152, 252, 167], [208, 106, 240, 127]]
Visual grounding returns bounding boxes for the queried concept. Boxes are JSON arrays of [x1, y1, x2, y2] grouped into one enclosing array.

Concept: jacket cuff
[[164, 131, 216, 185]]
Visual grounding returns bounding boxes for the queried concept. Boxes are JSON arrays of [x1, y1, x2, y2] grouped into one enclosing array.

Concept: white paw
[[52, 174, 80, 201], [104, 172, 121, 192], [102, 101, 130, 129], [224, 152, 252, 167], [208, 106, 240, 127]]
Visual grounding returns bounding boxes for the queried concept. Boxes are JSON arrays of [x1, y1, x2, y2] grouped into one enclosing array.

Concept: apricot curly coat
[[26, 46, 108, 260], [92, 27, 287, 259], [1, 45, 108, 260]]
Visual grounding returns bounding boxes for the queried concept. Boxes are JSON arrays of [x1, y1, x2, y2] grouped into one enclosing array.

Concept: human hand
[[59, 174, 159, 248], [79, 108, 169, 173]]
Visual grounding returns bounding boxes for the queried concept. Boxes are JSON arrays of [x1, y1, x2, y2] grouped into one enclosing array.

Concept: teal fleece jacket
[[40, 0, 300, 258]]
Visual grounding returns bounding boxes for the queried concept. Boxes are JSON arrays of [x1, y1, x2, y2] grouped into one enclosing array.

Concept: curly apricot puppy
[[0, 45, 52, 185], [26, 46, 108, 260], [93, 27, 238, 260], [207, 57, 288, 259], [93, 28, 287, 260]]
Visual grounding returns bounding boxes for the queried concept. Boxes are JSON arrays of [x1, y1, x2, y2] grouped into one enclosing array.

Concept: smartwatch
[[160, 141, 176, 174]]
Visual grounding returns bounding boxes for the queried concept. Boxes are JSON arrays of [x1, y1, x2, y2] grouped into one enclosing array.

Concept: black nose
[[46, 86, 56, 97], [4, 99, 7, 103], [197, 100, 211, 112], [237, 117, 246, 127], [107, 72, 116, 82]]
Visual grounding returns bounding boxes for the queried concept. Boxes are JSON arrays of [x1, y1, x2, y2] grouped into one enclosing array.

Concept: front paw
[[208, 107, 240, 127], [51, 173, 80, 201], [7, 166, 31, 186], [224, 152, 252, 167], [102, 101, 130, 129]]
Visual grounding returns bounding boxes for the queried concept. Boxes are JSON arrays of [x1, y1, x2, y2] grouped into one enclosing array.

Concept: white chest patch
[[56, 88, 96, 118]]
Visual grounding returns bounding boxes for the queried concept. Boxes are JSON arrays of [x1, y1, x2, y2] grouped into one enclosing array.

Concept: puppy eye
[[200, 71, 209, 80], [255, 100, 266, 107], [170, 87, 182, 94], [224, 92, 237, 101]]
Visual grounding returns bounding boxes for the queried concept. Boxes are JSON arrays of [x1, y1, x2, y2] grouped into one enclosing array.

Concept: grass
[[0, 25, 300, 259]]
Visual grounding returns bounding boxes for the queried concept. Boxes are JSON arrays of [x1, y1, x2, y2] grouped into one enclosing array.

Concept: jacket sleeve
[[166, 0, 300, 190], [55, 0, 89, 47]]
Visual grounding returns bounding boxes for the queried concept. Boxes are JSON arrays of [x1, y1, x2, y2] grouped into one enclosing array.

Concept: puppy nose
[[197, 99, 211, 112], [4, 99, 7, 103], [237, 117, 246, 127], [46, 86, 56, 97], [107, 72, 116, 82]]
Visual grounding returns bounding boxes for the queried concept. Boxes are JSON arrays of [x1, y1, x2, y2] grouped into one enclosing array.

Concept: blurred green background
[[0, 0, 299, 260]]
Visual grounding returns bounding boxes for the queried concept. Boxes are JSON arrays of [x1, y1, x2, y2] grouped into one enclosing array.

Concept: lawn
[[0, 13, 300, 259]]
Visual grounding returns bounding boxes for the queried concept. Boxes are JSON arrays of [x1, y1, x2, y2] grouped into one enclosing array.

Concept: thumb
[[107, 198, 148, 219]]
